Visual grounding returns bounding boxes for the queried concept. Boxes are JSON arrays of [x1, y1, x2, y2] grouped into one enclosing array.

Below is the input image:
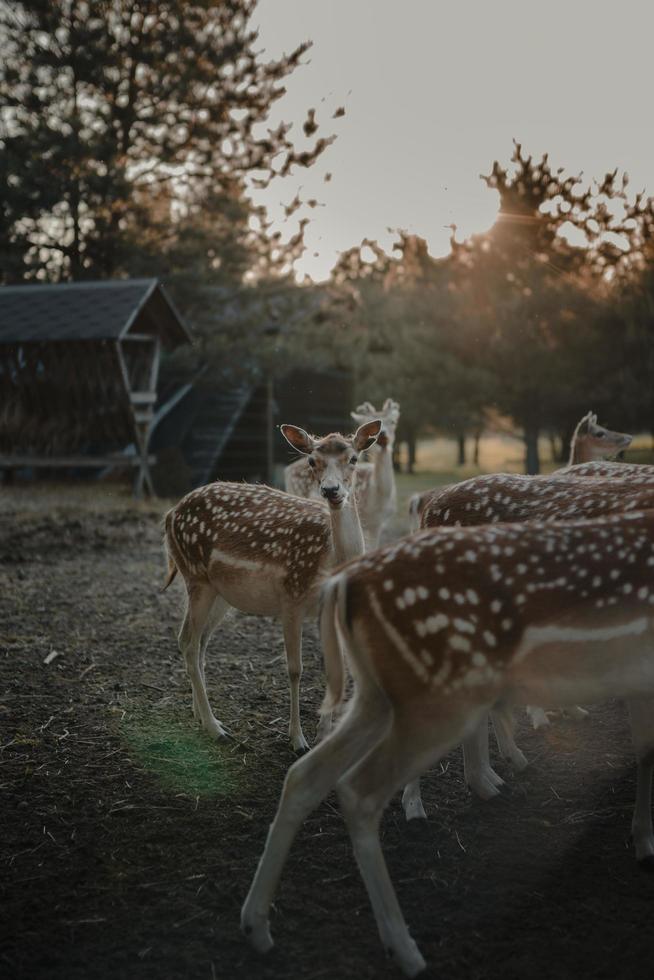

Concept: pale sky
[[251, 0, 654, 281]]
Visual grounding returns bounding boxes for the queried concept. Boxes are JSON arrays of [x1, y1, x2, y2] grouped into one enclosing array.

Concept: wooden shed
[[149, 367, 353, 494], [0, 279, 192, 494]]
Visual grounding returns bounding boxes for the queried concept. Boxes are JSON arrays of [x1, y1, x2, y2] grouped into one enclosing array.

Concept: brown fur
[[165, 482, 331, 600]]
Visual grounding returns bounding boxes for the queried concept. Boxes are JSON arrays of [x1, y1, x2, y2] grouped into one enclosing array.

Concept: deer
[[565, 410, 632, 465], [415, 473, 654, 780], [408, 411, 633, 532], [285, 399, 400, 550], [163, 419, 382, 752], [242, 509, 654, 977], [350, 399, 400, 548]]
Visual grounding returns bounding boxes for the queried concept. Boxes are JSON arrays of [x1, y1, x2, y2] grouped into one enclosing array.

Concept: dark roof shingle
[[0, 279, 192, 347]]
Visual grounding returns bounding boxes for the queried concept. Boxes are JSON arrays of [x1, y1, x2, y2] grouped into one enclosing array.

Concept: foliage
[[329, 143, 654, 472], [0, 0, 332, 292]]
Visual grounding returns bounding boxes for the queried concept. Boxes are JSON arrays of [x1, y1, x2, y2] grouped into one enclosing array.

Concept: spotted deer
[[243, 510, 654, 976], [286, 399, 400, 550], [408, 411, 633, 532], [163, 419, 381, 751], [416, 474, 654, 780]]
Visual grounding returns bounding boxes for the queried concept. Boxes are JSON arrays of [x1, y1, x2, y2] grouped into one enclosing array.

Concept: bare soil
[[2, 485, 654, 980]]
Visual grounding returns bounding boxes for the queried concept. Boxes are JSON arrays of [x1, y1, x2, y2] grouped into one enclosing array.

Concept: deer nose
[[321, 485, 340, 500]]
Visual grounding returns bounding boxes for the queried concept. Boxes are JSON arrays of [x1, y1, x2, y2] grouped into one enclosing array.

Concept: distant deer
[[350, 399, 400, 548], [285, 399, 400, 550], [243, 509, 654, 976], [408, 411, 633, 532], [566, 410, 632, 465], [163, 419, 381, 751]]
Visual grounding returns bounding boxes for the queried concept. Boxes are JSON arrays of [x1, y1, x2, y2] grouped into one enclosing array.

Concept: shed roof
[[0, 278, 192, 348]]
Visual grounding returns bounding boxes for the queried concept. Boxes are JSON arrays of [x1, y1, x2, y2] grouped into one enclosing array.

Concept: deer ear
[[353, 419, 382, 453], [281, 424, 314, 455], [383, 398, 400, 422]]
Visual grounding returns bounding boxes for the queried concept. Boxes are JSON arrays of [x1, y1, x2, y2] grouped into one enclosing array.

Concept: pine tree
[[0, 0, 333, 284]]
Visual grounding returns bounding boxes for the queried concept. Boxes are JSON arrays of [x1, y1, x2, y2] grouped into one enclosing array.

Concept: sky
[[251, 0, 654, 282]]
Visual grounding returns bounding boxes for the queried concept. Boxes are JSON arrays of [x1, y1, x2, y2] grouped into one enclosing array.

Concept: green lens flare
[[122, 714, 244, 797]]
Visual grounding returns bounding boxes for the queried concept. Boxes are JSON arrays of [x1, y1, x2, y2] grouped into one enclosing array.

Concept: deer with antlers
[[409, 411, 632, 532], [163, 419, 381, 751], [286, 399, 400, 549], [243, 508, 654, 976]]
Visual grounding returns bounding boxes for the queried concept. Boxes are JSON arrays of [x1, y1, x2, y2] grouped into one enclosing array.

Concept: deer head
[[574, 411, 632, 461], [281, 421, 382, 509], [350, 398, 400, 450]]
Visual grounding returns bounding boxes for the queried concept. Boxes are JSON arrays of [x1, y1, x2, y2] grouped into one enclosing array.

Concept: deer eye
[[308, 457, 316, 467]]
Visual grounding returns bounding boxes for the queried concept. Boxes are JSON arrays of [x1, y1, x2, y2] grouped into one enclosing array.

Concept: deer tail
[[161, 509, 179, 592]]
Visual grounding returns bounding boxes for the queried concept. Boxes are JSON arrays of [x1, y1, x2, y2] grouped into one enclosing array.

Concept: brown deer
[[408, 411, 632, 532], [566, 410, 632, 465], [398, 475, 654, 805], [243, 509, 654, 976], [286, 399, 400, 549], [163, 419, 381, 751]]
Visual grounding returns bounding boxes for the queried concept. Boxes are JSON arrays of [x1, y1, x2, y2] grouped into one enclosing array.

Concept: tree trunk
[[406, 432, 417, 474], [525, 426, 540, 475], [473, 429, 481, 467], [457, 433, 466, 466]]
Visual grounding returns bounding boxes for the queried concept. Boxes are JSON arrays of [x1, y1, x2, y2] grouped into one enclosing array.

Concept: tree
[[328, 233, 495, 472], [0, 0, 333, 285], [449, 143, 629, 473]]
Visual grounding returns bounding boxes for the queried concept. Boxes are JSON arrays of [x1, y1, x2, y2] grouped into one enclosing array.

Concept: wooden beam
[[0, 455, 156, 468], [130, 391, 158, 405], [115, 340, 156, 498]]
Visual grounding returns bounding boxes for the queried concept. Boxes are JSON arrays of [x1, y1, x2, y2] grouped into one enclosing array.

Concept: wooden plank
[[130, 391, 158, 405], [0, 455, 156, 468], [115, 340, 156, 498]]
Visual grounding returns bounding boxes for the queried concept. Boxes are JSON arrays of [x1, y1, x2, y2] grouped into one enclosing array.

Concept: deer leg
[[402, 712, 504, 819], [196, 596, 229, 717], [401, 778, 426, 821], [180, 584, 228, 739], [627, 696, 654, 867], [491, 705, 528, 770], [282, 610, 308, 752], [526, 705, 550, 729], [337, 706, 481, 977], [563, 705, 590, 721], [462, 714, 505, 799], [181, 597, 218, 721], [242, 691, 391, 953]]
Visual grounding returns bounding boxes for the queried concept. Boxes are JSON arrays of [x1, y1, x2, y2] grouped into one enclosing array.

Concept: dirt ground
[[2, 483, 654, 980]]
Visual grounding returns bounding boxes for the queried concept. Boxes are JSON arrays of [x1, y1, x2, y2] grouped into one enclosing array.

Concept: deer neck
[[372, 444, 396, 504], [569, 437, 592, 465], [329, 495, 365, 565]]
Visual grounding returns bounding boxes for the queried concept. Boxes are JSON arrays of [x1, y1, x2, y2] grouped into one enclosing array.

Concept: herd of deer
[[163, 403, 654, 976]]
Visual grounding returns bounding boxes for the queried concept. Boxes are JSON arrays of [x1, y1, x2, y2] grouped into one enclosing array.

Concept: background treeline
[[3, 1, 654, 473]]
